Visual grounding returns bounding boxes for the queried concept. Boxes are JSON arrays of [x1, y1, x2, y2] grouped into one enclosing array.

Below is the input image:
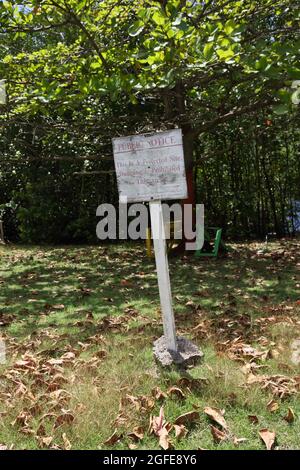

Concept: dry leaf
[[177, 376, 208, 391], [95, 350, 107, 359], [128, 443, 137, 450], [103, 430, 122, 446], [248, 415, 259, 425], [152, 387, 167, 401], [284, 408, 295, 424], [233, 437, 248, 447], [38, 436, 53, 448], [259, 429, 276, 450], [204, 407, 227, 429], [151, 406, 164, 434], [246, 373, 266, 385], [62, 433, 71, 450], [158, 426, 172, 450], [0, 444, 8, 450], [11, 410, 30, 428], [36, 423, 46, 437], [128, 426, 144, 442], [210, 425, 227, 443], [174, 424, 187, 440], [61, 352, 76, 361], [150, 407, 172, 450], [54, 412, 74, 429], [174, 411, 199, 426], [267, 400, 279, 413], [168, 387, 185, 400]]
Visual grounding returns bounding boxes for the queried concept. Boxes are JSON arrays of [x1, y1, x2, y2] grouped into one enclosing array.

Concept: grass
[[0, 239, 299, 450]]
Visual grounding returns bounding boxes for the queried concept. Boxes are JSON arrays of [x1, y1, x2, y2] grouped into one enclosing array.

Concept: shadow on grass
[[0, 240, 299, 340]]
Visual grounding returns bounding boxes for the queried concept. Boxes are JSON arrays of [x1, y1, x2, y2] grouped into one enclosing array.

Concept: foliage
[[0, 1, 299, 242]]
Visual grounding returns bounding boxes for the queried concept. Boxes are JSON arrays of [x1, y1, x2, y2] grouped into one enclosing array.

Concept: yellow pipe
[[146, 227, 152, 258]]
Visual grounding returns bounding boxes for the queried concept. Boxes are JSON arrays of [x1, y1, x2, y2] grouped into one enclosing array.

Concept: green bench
[[195, 227, 226, 258]]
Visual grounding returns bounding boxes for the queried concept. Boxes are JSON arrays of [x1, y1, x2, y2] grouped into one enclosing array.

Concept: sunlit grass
[[0, 240, 299, 449]]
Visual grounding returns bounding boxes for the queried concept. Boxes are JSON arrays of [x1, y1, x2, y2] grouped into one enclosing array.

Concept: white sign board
[[112, 129, 187, 203]]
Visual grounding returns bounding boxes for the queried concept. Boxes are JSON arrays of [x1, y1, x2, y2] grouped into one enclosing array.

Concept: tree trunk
[[164, 82, 197, 254], [183, 128, 196, 205], [169, 128, 196, 255]]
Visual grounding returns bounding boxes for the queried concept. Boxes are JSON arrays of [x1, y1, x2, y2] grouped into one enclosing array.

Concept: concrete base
[[153, 336, 203, 368]]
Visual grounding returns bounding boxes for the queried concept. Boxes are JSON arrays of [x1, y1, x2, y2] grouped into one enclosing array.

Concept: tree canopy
[[0, 1, 299, 242]]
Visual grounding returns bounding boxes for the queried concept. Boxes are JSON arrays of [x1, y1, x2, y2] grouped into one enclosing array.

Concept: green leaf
[[273, 104, 289, 115], [128, 20, 144, 37], [291, 88, 300, 105], [255, 56, 269, 71], [216, 48, 235, 60], [152, 11, 166, 26], [90, 60, 102, 70], [225, 20, 236, 35], [137, 8, 150, 20], [287, 68, 300, 80], [203, 43, 214, 60]]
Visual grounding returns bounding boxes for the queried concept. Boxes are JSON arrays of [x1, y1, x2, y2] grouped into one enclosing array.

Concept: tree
[[0, 1, 299, 242]]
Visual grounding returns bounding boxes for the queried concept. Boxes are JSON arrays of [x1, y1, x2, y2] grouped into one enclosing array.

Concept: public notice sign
[[112, 129, 187, 203]]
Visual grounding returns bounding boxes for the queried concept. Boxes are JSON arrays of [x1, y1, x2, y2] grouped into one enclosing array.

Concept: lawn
[[0, 240, 299, 450]]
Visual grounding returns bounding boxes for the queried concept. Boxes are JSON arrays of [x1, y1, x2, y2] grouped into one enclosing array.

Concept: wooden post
[[149, 200, 177, 352]]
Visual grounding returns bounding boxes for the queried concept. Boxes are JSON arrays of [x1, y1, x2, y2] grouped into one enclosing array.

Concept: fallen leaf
[[38, 436, 53, 448], [174, 411, 199, 426], [95, 350, 107, 359], [62, 433, 71, 450], [267, 400, 279, 413], [284, 408, 295, 424], [152, 387, 167, 401], [246, 373, 266, 385], [248, 415, 259, 425], [210, 425, 227, 443], [151, 406, 164, 435], [54, 412, 75, 429], [233, 437, 248, 447], [0, 444, 8, 450], [11, 410, 30, 428], [79, 287, 93, 296], [128, 443, 137, 450], [174, 424, 187, 440], [150, 407, 172, 450], [177, 376, 208, 391], [103, 430, 122, 446], [259, 429, 276, 450], [204, 407, 227, 429], [36, 423, 46, 437], [46, 358, 64, 366], [61, 352, 76, 361], [52, 304, 65, 310], [167, 387, 185, 400], [158, 426, 172, 450], [128, 427, 144, 442]]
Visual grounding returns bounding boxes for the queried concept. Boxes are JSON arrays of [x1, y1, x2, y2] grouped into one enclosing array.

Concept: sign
[[112, 129, 187, 203], [112, 129, 189, 356]]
